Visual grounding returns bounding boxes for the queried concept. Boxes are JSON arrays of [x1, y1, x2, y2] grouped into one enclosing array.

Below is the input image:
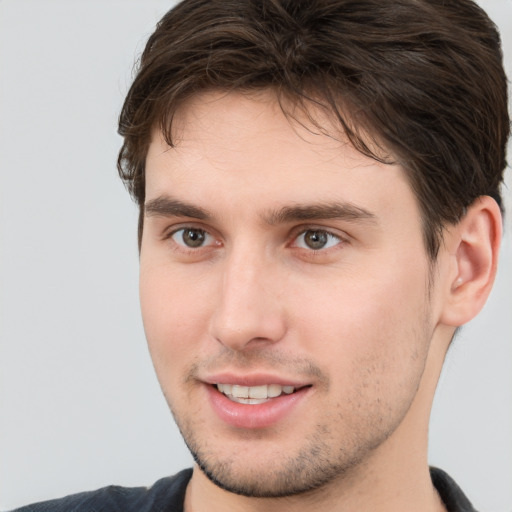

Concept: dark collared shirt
[[9, 467, 477, 512]]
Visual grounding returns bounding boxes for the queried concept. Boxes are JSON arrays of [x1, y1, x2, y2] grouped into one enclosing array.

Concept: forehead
[[144, 91, 417, 224]]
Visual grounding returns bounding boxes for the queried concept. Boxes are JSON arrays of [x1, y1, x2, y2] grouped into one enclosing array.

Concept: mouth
[[204, 375, 313, 428], [215, 383, 304, 405]]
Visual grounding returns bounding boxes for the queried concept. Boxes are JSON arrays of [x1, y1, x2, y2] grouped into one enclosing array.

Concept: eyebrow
[[144, 197, 211, 220], [144, 195, 377, 225], [263, 202, 377, 226]]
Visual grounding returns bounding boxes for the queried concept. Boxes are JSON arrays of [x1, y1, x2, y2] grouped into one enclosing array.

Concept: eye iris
[[182, 229, 205, 247], [304, 230, 328, 250]]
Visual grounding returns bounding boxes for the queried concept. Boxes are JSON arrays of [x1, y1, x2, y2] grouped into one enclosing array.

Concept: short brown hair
[[118, 0, 510, 257]]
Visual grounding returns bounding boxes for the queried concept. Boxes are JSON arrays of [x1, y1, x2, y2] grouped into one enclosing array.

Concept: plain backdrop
[[0, 1, 511, 510]]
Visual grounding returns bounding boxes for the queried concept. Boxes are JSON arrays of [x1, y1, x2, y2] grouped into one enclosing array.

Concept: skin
[[139, 91, 501, 512]]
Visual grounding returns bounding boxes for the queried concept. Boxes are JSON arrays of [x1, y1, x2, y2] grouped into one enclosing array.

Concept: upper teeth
[[217, 383, 295, 399]]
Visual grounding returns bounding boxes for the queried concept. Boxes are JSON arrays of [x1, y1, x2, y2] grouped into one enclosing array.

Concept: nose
[[208, 249, 287, 352]]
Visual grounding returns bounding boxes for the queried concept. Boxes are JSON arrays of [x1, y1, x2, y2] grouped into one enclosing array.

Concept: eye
[[293, 229, 342, 250], [171, 227, 214, 248]]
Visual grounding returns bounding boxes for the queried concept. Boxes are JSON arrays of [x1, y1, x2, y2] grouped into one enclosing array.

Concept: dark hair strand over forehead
[[118, 0, 510, 256]]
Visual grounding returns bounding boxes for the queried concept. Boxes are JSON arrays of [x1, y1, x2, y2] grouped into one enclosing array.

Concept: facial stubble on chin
[[157, 302, 435, 498], [167, 389, 403, 499], [158, 349, 405, 499]]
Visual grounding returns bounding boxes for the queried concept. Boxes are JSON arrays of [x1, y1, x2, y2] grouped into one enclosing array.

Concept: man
[[11, 0, 509, 511]]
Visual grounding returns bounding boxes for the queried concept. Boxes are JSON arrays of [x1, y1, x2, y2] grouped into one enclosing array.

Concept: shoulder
[[8, 468, 193, 512], [430, 466, 478, 512]]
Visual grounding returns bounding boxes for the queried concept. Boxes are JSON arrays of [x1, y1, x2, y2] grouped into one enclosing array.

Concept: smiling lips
[[207, 380, 310, 428], [216, 383, 297, 404]]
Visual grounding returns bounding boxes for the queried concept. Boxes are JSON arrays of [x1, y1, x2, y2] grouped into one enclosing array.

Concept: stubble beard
[[166, 396, 400, 499], [159, 304, 434, 499]]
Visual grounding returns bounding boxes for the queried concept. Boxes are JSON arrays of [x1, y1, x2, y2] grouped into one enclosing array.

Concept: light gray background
[[0, 1, 511, 510]]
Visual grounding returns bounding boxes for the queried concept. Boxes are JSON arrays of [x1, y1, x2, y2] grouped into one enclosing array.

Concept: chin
[[177, 417, 375, 498]]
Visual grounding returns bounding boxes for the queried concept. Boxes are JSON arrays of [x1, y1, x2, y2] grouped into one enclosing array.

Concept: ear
[[440, 196, 502, 327]]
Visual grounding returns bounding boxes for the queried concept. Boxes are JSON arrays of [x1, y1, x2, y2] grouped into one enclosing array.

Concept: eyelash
[[164, 225, 347, 255], [290, 228, 343, 251], [165, 226, 219, 253]]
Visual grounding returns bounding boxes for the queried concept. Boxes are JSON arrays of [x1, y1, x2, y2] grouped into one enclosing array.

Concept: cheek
[[295, 276, 431, 435], [290, 258, 432, 386], [139, 263, 213, 375]]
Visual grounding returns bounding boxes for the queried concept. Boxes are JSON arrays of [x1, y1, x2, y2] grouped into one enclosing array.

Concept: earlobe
[[440, 196, 502, 327]]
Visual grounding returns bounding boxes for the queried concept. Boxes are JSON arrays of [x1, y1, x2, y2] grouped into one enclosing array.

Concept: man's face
[[140, 91, 444, 497]]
